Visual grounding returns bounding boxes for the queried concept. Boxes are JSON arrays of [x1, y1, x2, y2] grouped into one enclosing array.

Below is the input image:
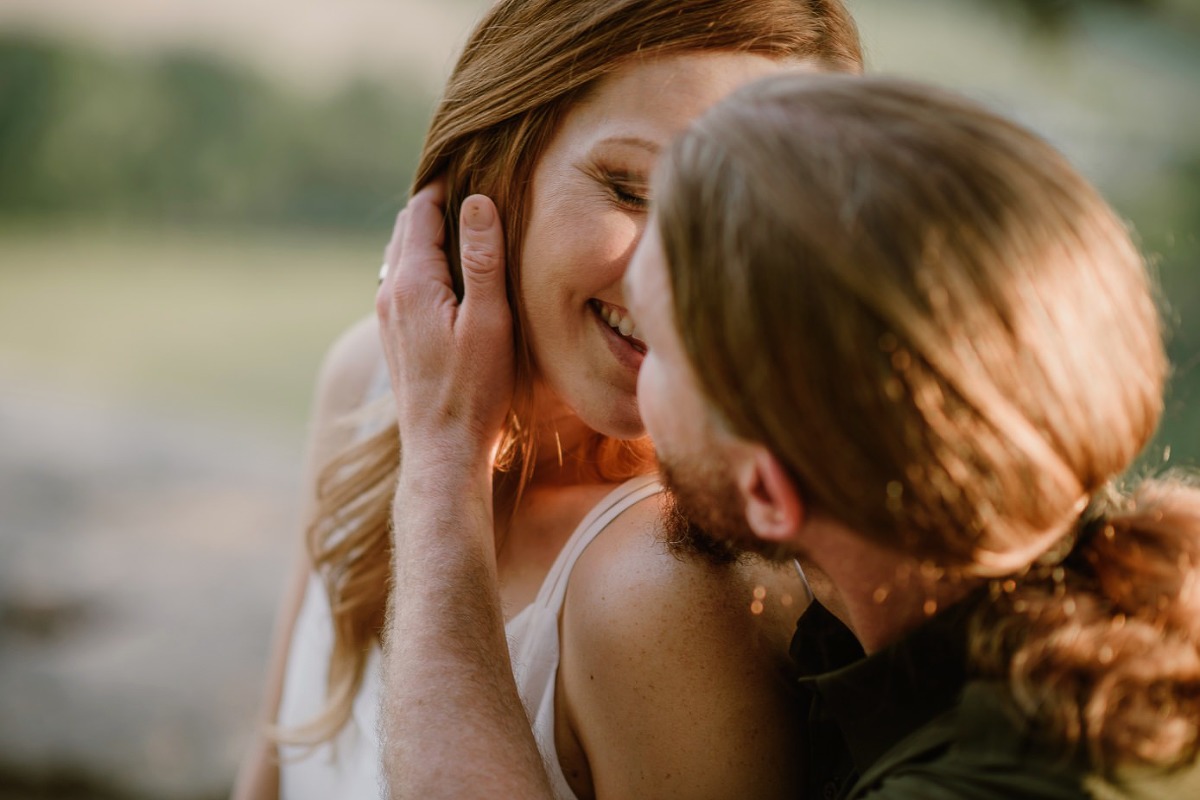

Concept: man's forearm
[[380, 464, 554, 799]]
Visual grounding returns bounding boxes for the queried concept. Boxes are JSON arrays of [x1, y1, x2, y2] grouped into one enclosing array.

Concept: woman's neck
[[523, 385, 602, 486]]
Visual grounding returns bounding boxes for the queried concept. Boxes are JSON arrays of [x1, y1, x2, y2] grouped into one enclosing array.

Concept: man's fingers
[[397, 185, 453, 294], [382, 208, 409, 283], [459, 194, 507, 319], [416, 178, 447, 207]]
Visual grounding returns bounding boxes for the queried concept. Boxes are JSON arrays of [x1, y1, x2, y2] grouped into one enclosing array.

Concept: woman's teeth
[[595, 300, 642, 341]]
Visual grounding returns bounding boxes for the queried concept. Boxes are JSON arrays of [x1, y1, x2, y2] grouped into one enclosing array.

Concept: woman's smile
[[589, 298, 647, 369]]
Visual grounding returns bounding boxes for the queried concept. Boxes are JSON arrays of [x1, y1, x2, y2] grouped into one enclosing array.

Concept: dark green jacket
[[789, 597, 1090, 799]]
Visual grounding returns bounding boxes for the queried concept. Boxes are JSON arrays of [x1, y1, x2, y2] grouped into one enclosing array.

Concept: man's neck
[[798, 517, 975, 654]]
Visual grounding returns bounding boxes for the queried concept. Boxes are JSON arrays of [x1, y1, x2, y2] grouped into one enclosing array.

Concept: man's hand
[[376, 187, 555, 799], [374, 182, 513, 469]]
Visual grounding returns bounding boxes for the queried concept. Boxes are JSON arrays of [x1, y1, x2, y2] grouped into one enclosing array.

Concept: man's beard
[[657, 454, 795, 565]]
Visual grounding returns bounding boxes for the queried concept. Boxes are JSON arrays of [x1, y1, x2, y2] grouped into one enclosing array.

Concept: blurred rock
[[0, 380, 303, 799]]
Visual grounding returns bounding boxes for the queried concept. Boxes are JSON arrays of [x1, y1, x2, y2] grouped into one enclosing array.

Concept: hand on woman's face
[[376, 183, 515, 469], [518, 51, 789, 441]]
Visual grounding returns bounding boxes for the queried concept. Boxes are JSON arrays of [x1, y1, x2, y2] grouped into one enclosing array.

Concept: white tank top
[[276, 473, 663, 799]]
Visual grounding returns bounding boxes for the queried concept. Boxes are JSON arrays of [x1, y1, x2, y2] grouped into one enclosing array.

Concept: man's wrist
[[394, 452, 494, 540], [396, 466, 491, 504], [400, 434, 494, 477]]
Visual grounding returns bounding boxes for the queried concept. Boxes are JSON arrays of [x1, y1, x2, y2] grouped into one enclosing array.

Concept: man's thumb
[[459, 195, 506, 307]]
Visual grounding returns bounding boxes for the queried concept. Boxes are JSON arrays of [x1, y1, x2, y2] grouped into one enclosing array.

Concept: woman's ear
[[733, 445, 804, 544]]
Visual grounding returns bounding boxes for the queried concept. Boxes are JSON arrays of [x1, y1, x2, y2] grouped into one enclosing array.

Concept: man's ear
[[733, 445, 804, 543]]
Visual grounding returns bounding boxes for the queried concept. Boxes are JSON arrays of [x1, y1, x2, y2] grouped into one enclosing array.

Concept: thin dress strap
[[537, 473, 662, 615]]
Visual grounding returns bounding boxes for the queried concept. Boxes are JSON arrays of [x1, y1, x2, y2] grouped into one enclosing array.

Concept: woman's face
[[520, 51, 787, 440]]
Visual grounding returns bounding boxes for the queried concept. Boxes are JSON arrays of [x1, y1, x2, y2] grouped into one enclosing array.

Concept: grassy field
[[0, 225, 383, 438]]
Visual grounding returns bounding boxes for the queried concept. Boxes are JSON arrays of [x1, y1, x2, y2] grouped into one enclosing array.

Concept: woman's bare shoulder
[[558, 493, 806, 798], [567, 495, 748, 626], [564, 494, 802, 653], [312, 314, 384, 423], [302, 313, 387, 508]]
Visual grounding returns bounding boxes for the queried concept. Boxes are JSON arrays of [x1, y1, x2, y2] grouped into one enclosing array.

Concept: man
[[375, 74, 1199, 799]]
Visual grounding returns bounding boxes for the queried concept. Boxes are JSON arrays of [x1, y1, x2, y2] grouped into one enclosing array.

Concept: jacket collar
[[790, 591, 980, 776]]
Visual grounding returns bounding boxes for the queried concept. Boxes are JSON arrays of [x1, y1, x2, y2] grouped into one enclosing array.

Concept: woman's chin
[[579, 403, 645, 442], [544, 377, 646, 443], [608, 421, 648, 441]]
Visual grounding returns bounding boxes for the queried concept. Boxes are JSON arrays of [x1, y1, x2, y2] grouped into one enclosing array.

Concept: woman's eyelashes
[[608, 177, 649, 211], [591, 165, 650, 211]]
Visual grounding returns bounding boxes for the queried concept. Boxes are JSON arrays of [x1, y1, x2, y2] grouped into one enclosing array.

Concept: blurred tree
[[0, 39, 64, 213], [984, 0, 1200, 33], [1003, 0, 1157, 24], [1145, 146, 1200, 464], [0, 35, 431, 232]]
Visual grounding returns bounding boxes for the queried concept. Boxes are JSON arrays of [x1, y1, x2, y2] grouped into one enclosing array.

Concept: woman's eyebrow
[[596, 135, 661, 154]]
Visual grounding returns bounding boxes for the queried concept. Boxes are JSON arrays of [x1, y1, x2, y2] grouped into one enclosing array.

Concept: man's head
[[627, 74, 1165, 577]]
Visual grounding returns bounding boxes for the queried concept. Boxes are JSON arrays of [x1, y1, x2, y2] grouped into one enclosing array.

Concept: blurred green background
[[0, 0, 1195, 798]]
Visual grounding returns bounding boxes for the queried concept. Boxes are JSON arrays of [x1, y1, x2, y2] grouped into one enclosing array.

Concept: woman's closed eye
[[586, 163, 650, 212], [606, 174, 650, 211]]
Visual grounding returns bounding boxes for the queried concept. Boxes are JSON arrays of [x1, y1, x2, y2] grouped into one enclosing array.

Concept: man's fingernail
[[464, 197, 494, 231]]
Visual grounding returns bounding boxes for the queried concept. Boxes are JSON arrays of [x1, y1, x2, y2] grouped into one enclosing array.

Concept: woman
[[231, 2, 864, 798]]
